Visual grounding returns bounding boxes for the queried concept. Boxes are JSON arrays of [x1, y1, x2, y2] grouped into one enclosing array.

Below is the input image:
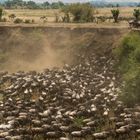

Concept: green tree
[[51, 1, 64, 9], [62, 3, 94, 23], [133, 9, 140, 21], [3, 0, 65, 9], [5, 0, 25, 8], [42, 1, 50, 9], [116, 4, 120, 8], [111, 9, 120, 23], [26, 1, 39, 9], [4, 0, 12, 9]]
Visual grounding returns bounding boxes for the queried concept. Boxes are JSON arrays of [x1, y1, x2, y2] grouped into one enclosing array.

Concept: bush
[[61, 13, 70, 23], [133, 9, 140, 21], [61, 3, 94, 23], [0, 7, 3, 21], [111, 9, 120, 23], [73, 116, 85, 127], [114, 32, 140, 106], [1, 17, 7, 22], [24, 19, 31, 24], [97, 16, 107, 22], [31, 19, 35, 23], [24, 19, 35, 24], [54, 13, 60, 23], [121, 70, 140, 106], [14, 18, 23, 24], [40, 16, 47, 23], [9, 14, 16, 20]]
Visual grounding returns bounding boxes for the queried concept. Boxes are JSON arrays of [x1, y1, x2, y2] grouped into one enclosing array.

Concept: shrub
[[31, 19, 35, 23], [24, 19, 35, 24], [14, 18, 23, 24], [121, 70, 140, 106], [111, 9, 120, 23], [61, 3, 94, 23], [24, 19, 31, 24], [133, 9, 140, 21], [1, 17, 7, 22], [9, 14, 16, 20], [61, 13, 70, 23], [73, 116, 85, 127], [97, 16, 107, 22], [54, 13, 60, 23], [114, 32, 140, 106], [0, 7, 3, 21], [40, 16, 47, 23]]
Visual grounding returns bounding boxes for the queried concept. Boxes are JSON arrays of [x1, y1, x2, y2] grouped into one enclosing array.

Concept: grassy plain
[[1, 7, 136, 25], [97, 7, 135, 17]]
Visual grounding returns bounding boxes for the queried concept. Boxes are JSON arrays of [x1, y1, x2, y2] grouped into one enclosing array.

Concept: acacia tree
[[133, 9, 140, 21], [111, 9, 120, 23]]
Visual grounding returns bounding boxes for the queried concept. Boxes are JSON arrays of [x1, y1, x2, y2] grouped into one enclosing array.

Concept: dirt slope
[[0, 26, 129, 72]]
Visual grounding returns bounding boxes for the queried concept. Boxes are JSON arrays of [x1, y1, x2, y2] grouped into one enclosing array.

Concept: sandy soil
[[0, 22, 130, 29]]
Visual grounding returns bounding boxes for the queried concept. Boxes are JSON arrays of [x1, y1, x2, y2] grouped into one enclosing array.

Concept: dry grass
[[5, 9, 59, 17], [95, 7, 136, 17], [4, 7, 135, 21], [4, 9, 60, 23], [0, 7, 137, 27]]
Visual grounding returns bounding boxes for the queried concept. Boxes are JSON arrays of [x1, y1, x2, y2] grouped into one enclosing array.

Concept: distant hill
[[90, 0, 140, 7]]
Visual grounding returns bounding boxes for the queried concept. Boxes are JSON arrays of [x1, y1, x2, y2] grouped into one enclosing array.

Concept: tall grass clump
[[73, 116, 85, 127], [114, 32, 140, 106]]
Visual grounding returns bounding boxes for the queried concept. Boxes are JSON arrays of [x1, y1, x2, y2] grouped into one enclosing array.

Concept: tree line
[[0, 0, 65, 9]]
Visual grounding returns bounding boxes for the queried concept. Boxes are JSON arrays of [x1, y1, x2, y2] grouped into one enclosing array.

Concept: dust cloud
[[0, 28, 79, 72], [0, 27, 121, 73]]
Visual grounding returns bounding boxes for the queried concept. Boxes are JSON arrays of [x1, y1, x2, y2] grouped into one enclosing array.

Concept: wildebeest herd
[[0, 52, 140, 140]]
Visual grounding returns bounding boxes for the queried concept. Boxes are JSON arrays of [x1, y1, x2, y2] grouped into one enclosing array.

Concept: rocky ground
[[0, 50, 140, 140]]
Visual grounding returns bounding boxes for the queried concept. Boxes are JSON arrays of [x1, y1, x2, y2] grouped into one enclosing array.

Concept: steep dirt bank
[[0, 26, 129, 72]]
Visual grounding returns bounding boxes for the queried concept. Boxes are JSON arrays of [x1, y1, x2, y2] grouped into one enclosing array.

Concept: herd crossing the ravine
[[0, 53, 140, 140]]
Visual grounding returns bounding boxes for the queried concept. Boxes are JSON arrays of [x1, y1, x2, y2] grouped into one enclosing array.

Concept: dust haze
[[0, 27, 123, 72], [0, 28, 85, 72]]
